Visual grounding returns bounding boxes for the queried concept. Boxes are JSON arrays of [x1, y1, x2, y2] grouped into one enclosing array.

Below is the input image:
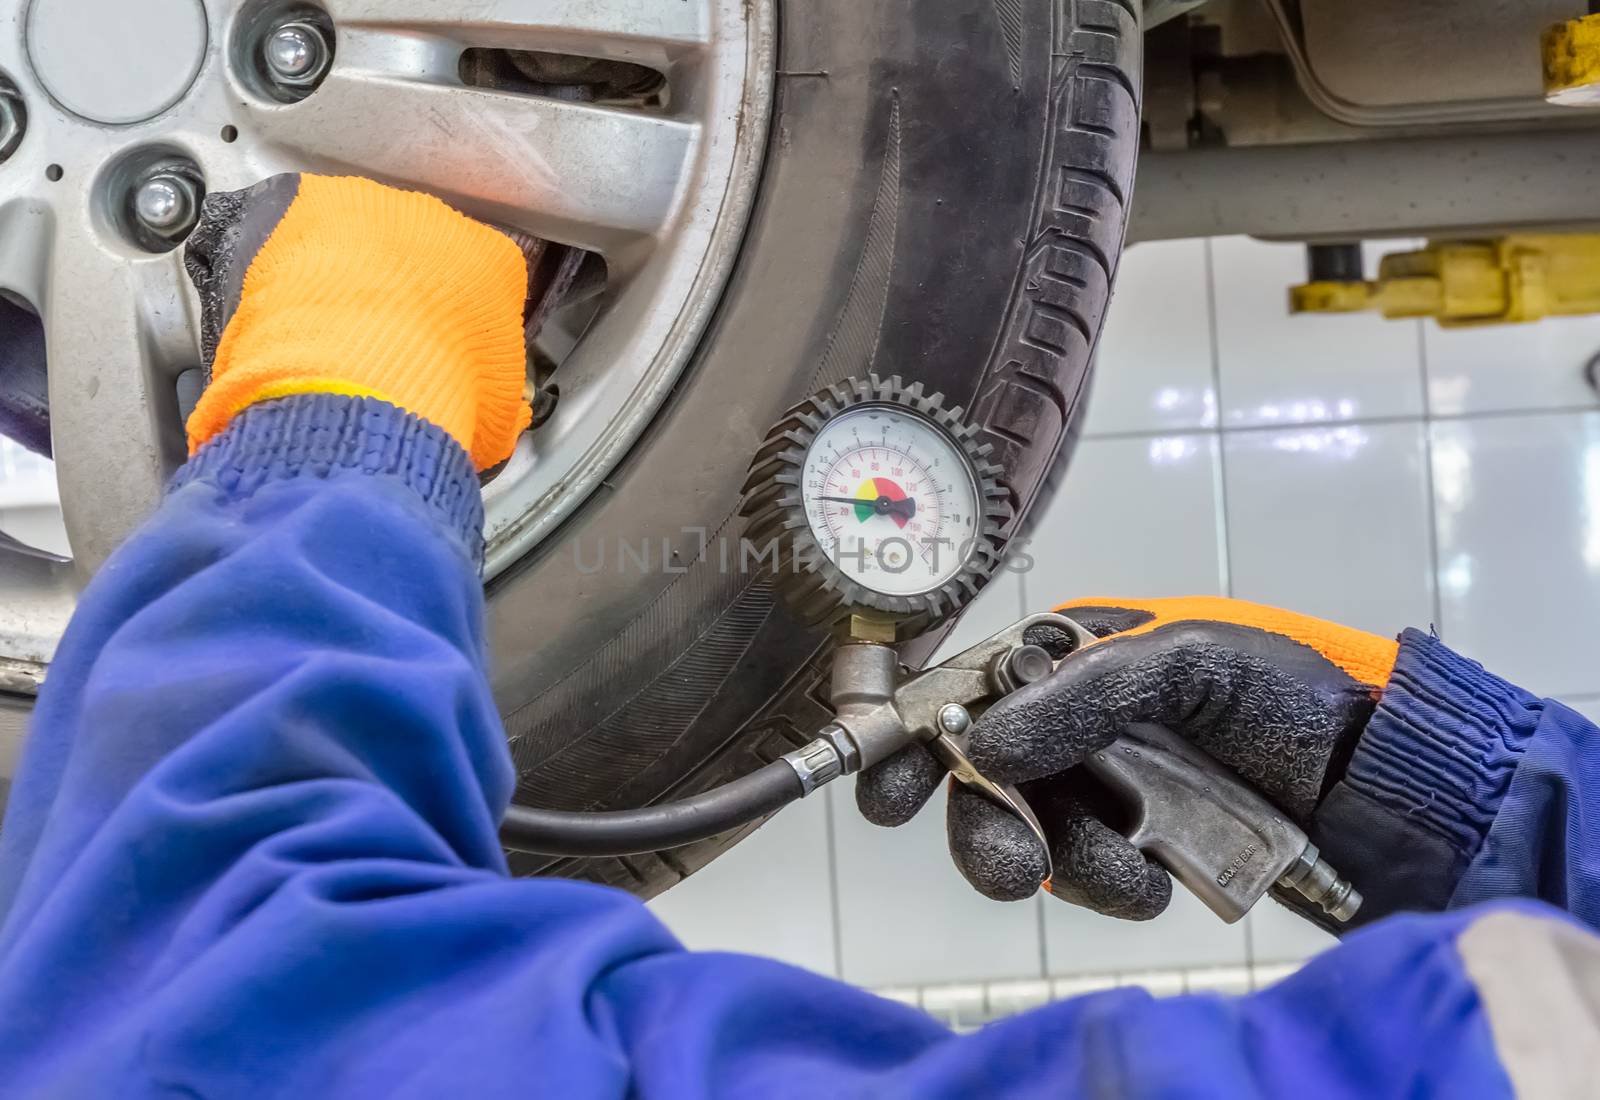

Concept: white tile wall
[[1430, 412, 1600, 697], [1425, 317, 1600, 417], [827, 773, 1045, 987], [1212, 238, 1426, 429], [1223, 421, 1436, 637], [1082, 239, 1217, 436], [647, 793, 837, 973], [656, 235, 1600, 991], [1045, 886, 1247, 977], [931, 566, 1025, 661], [1247, 896, 1338, 965], [1018, 432, 1228, 604]]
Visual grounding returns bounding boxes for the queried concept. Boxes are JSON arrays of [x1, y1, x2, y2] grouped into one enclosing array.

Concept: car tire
[[486, 0, 1144, 895]]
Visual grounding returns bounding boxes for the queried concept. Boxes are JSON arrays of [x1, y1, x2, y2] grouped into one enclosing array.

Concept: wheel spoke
[[244, 72, 699, 254], [0, 548, 77, 671], [43, 232, 190, 571], [323, 0, 710, 58], [0, 199, 52, 309]]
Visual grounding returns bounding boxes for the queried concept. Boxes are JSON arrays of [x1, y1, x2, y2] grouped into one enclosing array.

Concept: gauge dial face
[[801, 405, 983, 597]]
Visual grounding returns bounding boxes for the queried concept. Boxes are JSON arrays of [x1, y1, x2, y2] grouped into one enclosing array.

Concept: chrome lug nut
[[122, 159, 205, 252], [132, 172, 199, 239], [0, 90, 24, 162], [263, 20, 331, 88]]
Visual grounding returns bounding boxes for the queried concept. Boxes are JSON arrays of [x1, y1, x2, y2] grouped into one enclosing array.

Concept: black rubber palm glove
[[856, 597, 1400, 919]]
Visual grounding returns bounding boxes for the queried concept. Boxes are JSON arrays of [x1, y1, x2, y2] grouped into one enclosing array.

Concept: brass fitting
[[1290, 236, 1600, 328], [844, 611, 901, 645], [1544, 13, 1600, 106]]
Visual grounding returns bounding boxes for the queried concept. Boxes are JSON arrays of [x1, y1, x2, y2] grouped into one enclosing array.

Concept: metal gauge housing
[[741, 375, 1010, 638]]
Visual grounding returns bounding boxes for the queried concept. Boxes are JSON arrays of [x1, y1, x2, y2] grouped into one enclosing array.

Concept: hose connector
[[780, 729, 854, 795], [1278, 843, 1362, 923]]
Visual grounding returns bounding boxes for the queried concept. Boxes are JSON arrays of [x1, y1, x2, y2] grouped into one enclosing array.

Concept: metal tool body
[[1086, 723, 1360, 922], [802, 612, 1094, 883], [513, 374, 1363, 925], [782, 611, 1361, 925], [737, 376, 1360, 926]]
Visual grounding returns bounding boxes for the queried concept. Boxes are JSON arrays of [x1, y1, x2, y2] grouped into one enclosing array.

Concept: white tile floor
[[651, 236, 1600, 992]]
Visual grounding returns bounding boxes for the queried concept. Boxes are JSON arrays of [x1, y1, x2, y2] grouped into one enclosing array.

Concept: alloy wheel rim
[[0, 0, 775, 688]]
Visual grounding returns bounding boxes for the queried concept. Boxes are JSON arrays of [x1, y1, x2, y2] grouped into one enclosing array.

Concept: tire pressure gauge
[[741, 375, 1010, 640], [515, 375, 1364, 928]]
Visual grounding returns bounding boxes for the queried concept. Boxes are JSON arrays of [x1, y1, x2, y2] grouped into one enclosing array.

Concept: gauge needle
[[818, 495, 918, 521]]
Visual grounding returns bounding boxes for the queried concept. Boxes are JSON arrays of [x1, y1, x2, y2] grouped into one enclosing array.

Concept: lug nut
[[134, 174, 198, 235], [133, 171, 199, 238], [0, 89, 24, 162], [263, 20, 331, 88], [123, 162, 204, 251]]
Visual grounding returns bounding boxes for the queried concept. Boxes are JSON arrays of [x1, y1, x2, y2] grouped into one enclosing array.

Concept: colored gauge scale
[[802, 407, 977, 596], [741, 375, 1010, 637]]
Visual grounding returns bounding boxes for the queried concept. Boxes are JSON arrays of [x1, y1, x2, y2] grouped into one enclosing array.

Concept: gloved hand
[[183, 174, 531, 470], [856, 597, 1399, 919]]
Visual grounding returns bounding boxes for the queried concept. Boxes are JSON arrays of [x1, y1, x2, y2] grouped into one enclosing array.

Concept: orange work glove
[[857, 596, 1398, 918], [183, 174, 531, 470]]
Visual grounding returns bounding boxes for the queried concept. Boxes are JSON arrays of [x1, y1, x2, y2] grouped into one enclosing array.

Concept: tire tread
[[524, 0, 1142, 898]]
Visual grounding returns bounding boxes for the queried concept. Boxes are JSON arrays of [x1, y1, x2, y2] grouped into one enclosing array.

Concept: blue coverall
[[0, 393, 1596, 1096]]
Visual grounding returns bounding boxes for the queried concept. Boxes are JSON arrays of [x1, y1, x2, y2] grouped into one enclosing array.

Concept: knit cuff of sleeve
[[171, 393, 485, 568], [1299, 629, 1546, 927], [1347, 629, 1545, 851]]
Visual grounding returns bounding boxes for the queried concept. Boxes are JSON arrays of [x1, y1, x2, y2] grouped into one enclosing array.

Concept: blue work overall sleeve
[[2, 394, 1596, 1097]]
